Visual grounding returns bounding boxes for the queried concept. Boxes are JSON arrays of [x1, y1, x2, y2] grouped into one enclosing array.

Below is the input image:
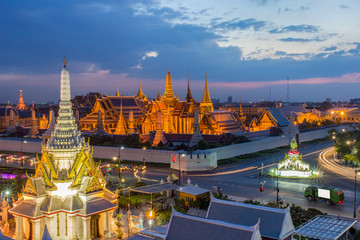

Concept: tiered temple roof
[[10, 58, 116, 240]]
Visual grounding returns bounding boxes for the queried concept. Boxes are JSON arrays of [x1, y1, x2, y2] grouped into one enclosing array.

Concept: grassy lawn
[[217, 137, 331, 166], [217, 146, 289, 165]]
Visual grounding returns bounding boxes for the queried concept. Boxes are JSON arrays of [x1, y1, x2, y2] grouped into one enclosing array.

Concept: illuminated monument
[[10, 58, 117, 239], [270, 138, 320, 178]]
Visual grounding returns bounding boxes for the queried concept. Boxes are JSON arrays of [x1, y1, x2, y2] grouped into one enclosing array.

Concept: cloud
[[88, 64, 95, 72], [141, 51, 159, 60], [279, 37, 325, 42], [339, 5, 349, 9], [275, 51, 287, 56], [210, 73, 360, 89], [131, 64, 143, 70], [214, 18, 267, 31], [324, 46, 337, 51], [269, 24, 319, 34]]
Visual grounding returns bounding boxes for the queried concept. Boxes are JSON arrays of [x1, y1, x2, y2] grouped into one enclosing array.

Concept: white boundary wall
[[0, 125, 348, 171]]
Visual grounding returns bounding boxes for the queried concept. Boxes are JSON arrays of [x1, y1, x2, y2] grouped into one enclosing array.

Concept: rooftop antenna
[[286, 75, 290, 102], [269, 85, 272, 102]]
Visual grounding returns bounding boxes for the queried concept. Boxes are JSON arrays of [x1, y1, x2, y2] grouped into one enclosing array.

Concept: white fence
[[0, 126, 347, 170]]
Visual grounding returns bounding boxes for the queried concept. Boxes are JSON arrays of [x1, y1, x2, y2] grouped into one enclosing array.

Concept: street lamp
[[118, 146, 124, 181], [178, 153, 185, 185], [354, 169, 360, 218], [20, 140, 27, 168], [113, 146, 124, 182], [142, 147, 146, 168], [20, 140, 27, 153]]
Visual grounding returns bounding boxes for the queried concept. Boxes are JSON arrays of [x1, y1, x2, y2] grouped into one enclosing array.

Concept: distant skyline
[[1, 0, 360, 104]]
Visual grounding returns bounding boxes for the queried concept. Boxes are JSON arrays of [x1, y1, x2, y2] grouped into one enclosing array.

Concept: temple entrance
[[90, 215, 100, 238]]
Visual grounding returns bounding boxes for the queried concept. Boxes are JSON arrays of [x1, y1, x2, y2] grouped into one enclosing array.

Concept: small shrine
[[270, 138, 320, 178]]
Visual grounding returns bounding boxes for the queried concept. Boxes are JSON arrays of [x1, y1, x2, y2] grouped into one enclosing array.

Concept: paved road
[[139, 141, 359, 218]]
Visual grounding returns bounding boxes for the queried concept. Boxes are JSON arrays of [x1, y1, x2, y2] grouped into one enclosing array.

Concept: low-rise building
[[176, 184, 210, 207]]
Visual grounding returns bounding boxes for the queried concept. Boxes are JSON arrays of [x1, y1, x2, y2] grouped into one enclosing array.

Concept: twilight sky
[[1, 0, 360, 104]]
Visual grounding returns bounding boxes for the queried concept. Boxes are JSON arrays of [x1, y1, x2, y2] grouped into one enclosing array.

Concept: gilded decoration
[[23, 177, 38, 196]]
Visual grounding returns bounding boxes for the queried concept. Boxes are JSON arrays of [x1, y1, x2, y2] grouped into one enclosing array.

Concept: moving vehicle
[[305, 186, 345, 205]]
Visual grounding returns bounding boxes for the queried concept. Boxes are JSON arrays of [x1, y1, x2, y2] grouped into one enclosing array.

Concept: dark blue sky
[[1, 0, 359, 104]]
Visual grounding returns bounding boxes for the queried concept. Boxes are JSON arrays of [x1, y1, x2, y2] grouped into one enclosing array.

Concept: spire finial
[[116, 86, 120, 97], [186, 71, 193, 102], [165, 69, 174, 99], [202, 73, 211, 103], [63, 55, 67, 68]]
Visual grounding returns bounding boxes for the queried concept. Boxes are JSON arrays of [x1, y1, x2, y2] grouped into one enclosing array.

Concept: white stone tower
[[10, 58, 116, 240]]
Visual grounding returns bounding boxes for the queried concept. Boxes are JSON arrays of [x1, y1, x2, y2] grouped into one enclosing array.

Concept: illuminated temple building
[[10, 59, 117, 239], [79, 71, 243, 136]]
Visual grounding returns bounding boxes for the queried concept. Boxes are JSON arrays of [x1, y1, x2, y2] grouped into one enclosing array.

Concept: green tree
[[115, 213, 123, 239], [12, 175, 25, 196], [196, 140, 210, 150], [123, 135, 142, 148]]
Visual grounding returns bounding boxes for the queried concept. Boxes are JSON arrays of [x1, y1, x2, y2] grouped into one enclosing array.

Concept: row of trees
[[330, 126, 360, 166], [88, 133, 249, 151]]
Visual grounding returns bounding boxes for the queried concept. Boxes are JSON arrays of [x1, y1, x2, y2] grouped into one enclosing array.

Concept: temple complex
[[79, 70, 243, 136], [10, 58, 117, 239]]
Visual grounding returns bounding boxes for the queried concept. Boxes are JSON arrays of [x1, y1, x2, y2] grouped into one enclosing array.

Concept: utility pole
[[179, 153, 181, 185], [354, 168, 358, 218], [286, 75, 290, 102], [276, 158, 280, 205], [276, 174, 279, 206]]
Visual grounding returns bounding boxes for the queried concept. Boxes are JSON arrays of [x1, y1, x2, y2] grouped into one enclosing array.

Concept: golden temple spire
[[136, 82, 148, 102], [185, 71, 193, 102], [116, 87, 120, 96], [120, 98, 123, 116], [16, 89, 26, 110], [156, 89, 162, 101], [114, 98, 127, 135], [164, 69, 174, 99], [202, 72, 211, 103], [63, 55, 67, 68]]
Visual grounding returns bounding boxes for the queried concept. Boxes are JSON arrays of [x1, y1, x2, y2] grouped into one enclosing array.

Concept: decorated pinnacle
[[290, 138, 297, 150]]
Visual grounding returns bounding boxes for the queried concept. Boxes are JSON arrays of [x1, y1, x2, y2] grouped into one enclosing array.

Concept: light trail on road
[[319, 148, 355, 179], [186, 166, 257, 177], [188, 148, 328, 177]]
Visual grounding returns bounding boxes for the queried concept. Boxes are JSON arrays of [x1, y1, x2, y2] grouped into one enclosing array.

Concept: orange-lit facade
[[79, 70, 243, 135]]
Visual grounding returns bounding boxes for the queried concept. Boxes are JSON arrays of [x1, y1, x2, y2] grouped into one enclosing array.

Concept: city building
[[327, 107, 360, 123], [9, 58, 117, 240], [251, 108, 289, 132], [176, 181, 210, 207]]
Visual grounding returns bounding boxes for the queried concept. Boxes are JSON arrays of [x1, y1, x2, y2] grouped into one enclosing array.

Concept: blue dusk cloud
[[214, 18, 267, 31], [0, 0, 360, 103], [269, 24, 319, 34]]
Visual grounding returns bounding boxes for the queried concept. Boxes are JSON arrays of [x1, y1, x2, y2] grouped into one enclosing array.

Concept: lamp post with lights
[[354, 168, 360, 218], [142, 147, 146, 169], [20, 140, 27, 168], [113, 146, 124, 182]]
